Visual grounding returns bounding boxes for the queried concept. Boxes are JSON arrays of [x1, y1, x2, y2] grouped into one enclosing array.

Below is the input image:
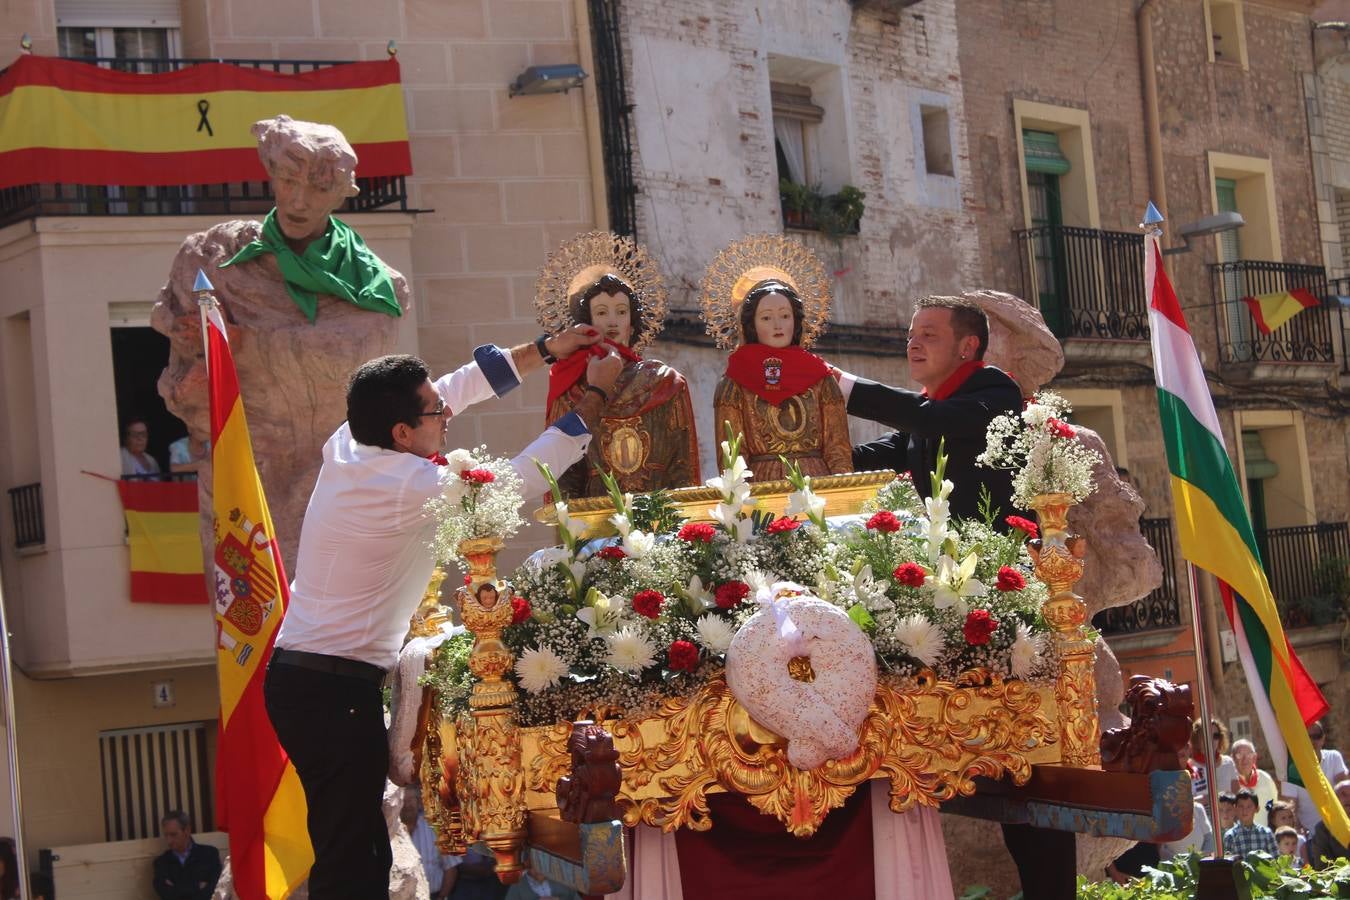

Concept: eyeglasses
[[1309, 732, 1325, 741], [415, 400, 447, 418]]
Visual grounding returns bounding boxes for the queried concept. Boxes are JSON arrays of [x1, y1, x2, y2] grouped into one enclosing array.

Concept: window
[[920, 106, 953, 177], [771, 81, 825, 187], [1205, 0, 1248, 69], [1059, 389, 1128, 470], [100, 721, 213, 841], [767, 55, 851, 194], [56, 0, 181, 70]]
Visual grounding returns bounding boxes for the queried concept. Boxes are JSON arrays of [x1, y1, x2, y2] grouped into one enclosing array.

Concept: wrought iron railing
[[1257, 522, 1350, 628], [0, 57, 408, 227], [1095, 517, 1183, 635], [7, 482, 44, 548], [587, 0, 638, 238], [1331, 275, 1350, 375], [1014, 225, 1146, 341], [1207, 260, 1334, 364]]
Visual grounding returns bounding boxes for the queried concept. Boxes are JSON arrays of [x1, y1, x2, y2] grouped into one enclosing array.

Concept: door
[[1028, 171, 1068, 337], [1216, 177, 1252, 359]]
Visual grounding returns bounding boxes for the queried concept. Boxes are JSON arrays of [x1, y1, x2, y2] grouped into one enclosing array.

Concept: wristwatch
[[535, 334, 558, 364]]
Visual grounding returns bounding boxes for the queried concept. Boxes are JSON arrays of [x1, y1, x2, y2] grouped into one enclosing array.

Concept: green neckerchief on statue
[[221, 209, 402, 322]]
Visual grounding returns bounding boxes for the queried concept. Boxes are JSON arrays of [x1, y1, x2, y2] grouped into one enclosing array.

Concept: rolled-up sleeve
[[510, 411, 591, 498], [435, 345, 523, 414]]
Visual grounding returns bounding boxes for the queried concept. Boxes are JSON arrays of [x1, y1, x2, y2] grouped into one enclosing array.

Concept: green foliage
[[1073, 852, 1350, 899], [629, 489, 685, 535], [778, 177, 813, 213], [421, 632, 476, 718], [777, 179, 866, 239]]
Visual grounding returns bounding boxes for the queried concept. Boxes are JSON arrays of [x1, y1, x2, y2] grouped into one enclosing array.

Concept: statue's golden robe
[[713, 374, 852, 482], [548, 359, 700, 498]]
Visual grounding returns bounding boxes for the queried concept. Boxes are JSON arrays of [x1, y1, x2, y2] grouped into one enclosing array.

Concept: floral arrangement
[[425, 447, 525, 567], [428, 435, 1057, 728], [977, 391, 1104, 507]]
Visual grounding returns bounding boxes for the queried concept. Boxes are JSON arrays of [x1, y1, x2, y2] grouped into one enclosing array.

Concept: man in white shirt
[[264, 328, 620, 899], [1283, 719, 1350, 835]]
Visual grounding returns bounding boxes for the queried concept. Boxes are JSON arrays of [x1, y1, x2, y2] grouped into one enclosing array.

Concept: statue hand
[[550, 324, 602, 359], [586, 346, 624, 394]]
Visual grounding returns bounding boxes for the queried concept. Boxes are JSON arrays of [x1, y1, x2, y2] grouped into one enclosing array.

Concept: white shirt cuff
[[837, 370, 857, 403]]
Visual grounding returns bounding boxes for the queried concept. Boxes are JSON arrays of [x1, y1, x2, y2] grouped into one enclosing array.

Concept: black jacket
[[153, 841, 222, 900], [848, 365, 1023, 523]]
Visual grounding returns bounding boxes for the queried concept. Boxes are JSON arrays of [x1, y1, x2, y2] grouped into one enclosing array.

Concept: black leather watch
[[535, 334, 558, 364]]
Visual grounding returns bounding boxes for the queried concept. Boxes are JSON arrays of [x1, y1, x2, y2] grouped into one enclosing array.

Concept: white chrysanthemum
[[1010, 622, 1046, 679], [514, 645, 569, 694], [605, 626, 657, 672], [694, 614, 735, 653], [894, 613, 945, 667]]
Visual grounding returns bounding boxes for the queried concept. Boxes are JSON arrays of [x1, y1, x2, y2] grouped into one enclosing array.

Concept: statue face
[[271, 166, 350, 245], [588, 292, 633, 345], [752, 292, 795, 349]]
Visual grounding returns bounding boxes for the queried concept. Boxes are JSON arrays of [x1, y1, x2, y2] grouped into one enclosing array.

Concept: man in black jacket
[[841, 295, 1022, 522], [838, 295, 1077, 899], [152, 811, 222, 900]]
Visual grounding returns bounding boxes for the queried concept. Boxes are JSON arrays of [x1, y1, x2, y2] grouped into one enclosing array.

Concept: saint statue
[[702, 234, 851, 481], [537, 232, 700, 497]]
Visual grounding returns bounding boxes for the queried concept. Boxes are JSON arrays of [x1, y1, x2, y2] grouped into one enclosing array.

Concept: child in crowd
[[1268, 800, 1308, 865], [1275, 826, 1302, 863], [1216, 792, 1238, 833]]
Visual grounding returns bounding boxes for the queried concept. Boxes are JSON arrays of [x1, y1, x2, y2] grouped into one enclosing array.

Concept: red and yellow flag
[[207, 299, 312, 896], [0, 55, 410, 189], [116, 479, 208, 604], [1241, 288, 1319, 335]]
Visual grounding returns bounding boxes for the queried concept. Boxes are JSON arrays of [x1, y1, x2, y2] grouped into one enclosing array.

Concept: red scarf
[[546, 339, 642, 409], [724, 344, 830, 406], [923, 359, 985, 401]]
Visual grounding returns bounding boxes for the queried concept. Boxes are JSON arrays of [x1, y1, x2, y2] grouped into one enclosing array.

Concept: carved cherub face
[[753, 293, 796, 348], [588, 292, 632, 346]]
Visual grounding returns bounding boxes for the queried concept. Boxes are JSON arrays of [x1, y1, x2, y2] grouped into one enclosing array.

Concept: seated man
[[265, 332, 621, 898], [1308, 778, 1350, 868], [503, 866, 580, 900], [152, 811, 221, 900]]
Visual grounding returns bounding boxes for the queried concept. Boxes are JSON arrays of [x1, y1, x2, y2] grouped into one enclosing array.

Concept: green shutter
[[1023, 130, 1070, 176]]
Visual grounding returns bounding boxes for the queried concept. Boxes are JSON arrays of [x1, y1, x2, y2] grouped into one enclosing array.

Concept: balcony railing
[[1014, 225, 1146, 341], [1257, 522, 1350, 628], [0, 57, 408, 228], [7, 483, 44, 548], [1330, 276, 1350, 375], [1094, 517, 1183, 635], [1207, 261, 1334, 364]]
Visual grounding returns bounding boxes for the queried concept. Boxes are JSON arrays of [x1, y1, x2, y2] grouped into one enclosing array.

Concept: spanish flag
[[0, 55, 410, 189], [116, 479, 208, 605], [1146, 234, 1349, 847], [1241, 288, 1320, 335], [206, 277, 312, 896]]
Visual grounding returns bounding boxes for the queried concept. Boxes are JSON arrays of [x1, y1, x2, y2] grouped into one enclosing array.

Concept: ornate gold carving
[[700, 233, 833, 350], [535, 231, 669, 353], [1028, 492, 1101, 768], [521, 671, 1056, 837], [535, 470, 898, 538], [787, 656, 816, 683], [409, 567, 450, 638]]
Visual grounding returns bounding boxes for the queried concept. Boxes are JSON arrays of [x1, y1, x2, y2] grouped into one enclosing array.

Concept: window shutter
[[771, 82, 825, 124], [1022, 129, 1071, 176], [56, 0, 181, 27]]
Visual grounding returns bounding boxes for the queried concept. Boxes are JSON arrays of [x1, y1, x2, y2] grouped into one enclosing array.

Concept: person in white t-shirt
[[1283, 719, 1350, 835], [264, 330, 619, 899]]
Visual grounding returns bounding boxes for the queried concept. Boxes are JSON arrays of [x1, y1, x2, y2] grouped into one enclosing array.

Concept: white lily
[[785, 488, 825, 523], [531, 546, 571, 572], [851, 565, 890, 612], [683, 574, 715, 610], [622, 529, 655, 559], [925, 552, 987, 615], [609, 512, 632, 538], [576, 592, 620, 637], [555, 501, 588, 543], [566, 560, 587, 589]]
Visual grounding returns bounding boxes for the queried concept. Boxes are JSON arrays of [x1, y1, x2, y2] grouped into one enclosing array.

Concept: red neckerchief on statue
[[546, 338, 642, 409], [724, 343, 830, 407], [923, 359, 986, 401]]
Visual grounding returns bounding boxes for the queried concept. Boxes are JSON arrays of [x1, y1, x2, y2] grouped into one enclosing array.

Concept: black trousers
[[1002, 822, 1077, 900], [264, 661, 391, 899]]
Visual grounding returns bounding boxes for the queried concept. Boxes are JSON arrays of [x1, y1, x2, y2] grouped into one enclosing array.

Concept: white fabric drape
[[775, 117, 807, 185], [606, 784, 956, 899]]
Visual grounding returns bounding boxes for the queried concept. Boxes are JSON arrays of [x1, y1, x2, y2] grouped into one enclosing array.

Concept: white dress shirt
[[276, 346, 591, 669], [1284, 748, 1349, 834]]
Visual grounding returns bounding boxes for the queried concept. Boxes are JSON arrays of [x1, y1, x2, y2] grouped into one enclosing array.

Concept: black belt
[[271, 648, 387, 685]]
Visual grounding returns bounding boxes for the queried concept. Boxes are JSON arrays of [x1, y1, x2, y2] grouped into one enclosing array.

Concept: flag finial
[[1142, 202, 1164, 226], [193, 268, 215, 294]]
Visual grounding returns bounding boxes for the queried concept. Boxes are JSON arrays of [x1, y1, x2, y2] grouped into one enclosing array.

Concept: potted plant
[[779, 178, 814, 229]]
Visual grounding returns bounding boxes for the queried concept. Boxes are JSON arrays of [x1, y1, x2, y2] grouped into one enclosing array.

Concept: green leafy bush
[[1073, 852, 1350, 899]]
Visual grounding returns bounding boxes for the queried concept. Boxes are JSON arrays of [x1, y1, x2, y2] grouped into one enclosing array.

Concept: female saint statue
[[702, 234, 851, 482], [537, 232, 700, 498]]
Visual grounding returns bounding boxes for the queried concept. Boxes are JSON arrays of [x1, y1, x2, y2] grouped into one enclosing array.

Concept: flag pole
[[0, 578, 31, 896], [194, 269, 215, 372]]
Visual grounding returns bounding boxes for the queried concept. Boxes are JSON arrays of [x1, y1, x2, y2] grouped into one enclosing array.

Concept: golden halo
[[700, 234, 832, 350], [535, 231, 669, 353]]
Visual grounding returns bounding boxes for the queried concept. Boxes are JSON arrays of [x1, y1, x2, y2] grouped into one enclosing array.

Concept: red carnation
[[632, 589, 665, 619], [463, 574, 472, 586], [667, 640, 699, 672], [677, 522, 717, 543], [766, 516, 802, 534], [892, 562, 927, 588], [866, 510, 902, 533], [460, 468, 496, 484], [1047, 418, 1076, 439], [510, 595, 533, 624], [429, 453, 449, 466], [714, 580, 751, 609], [996, 566, 1026, 592], [597, 545, 627, 561], [963, 609, 999, 645], [1004, 516, 1039, 539]]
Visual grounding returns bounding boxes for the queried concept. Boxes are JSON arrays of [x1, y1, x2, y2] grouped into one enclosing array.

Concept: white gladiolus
[[609, 512, 632, 538], [622, 529, 656, 559]]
